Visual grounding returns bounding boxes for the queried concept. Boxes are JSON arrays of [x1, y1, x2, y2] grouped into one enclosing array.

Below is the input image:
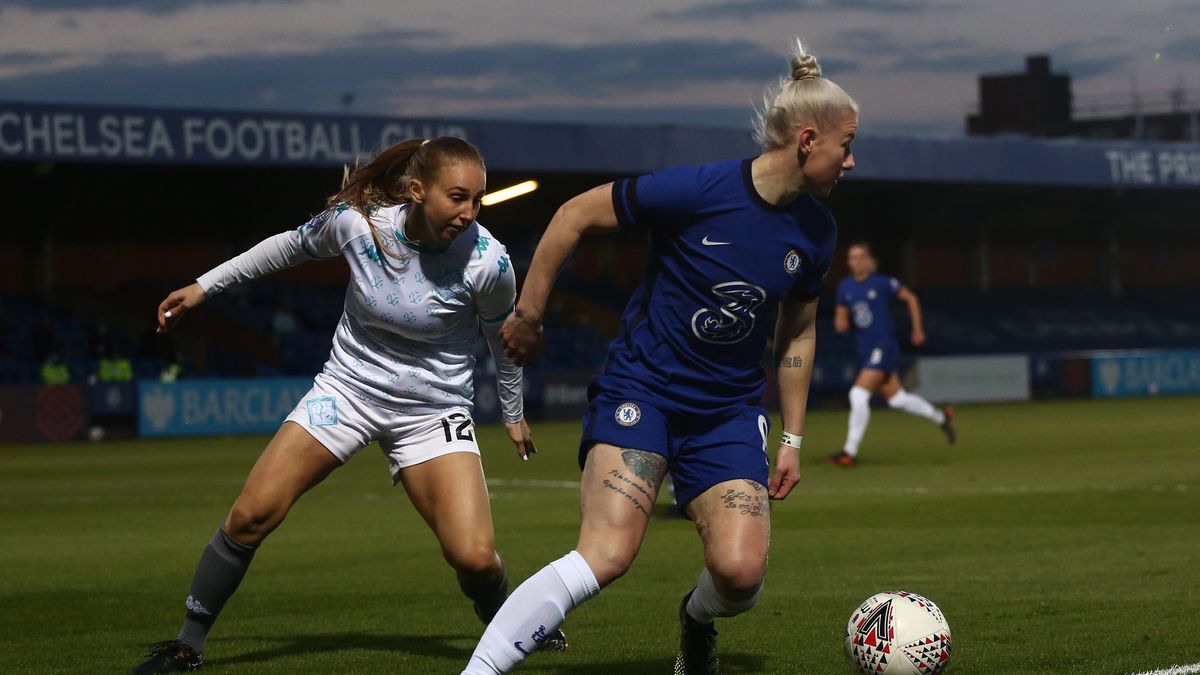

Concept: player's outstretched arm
[[501, 183, 620, 365], [897, 286, 925, 346], [770, 295, 819, 500], [156, 282, 208, 333]]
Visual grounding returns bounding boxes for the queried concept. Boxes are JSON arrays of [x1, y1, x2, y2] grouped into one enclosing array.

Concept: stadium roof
[[2, 100, 1198, 190]]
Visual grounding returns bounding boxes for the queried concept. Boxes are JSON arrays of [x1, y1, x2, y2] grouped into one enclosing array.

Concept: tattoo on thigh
[[601, 475, 650, 517], [721, 484, 769, 517], [595, 450, 666, 518], [621, 450, 666, 489]]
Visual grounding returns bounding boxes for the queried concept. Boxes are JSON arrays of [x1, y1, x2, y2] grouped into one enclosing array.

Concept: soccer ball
[[844, 590, 952, 674]]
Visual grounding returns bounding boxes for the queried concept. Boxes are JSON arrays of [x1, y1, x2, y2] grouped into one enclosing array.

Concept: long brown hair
[[326, 136, 486, 262]]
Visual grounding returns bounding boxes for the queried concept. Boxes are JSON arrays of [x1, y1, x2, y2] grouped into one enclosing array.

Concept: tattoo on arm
[[720, 481, 769, 517], [780, 356, 803, 368]]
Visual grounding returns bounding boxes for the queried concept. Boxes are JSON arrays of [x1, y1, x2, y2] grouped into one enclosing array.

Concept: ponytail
[[326, 136, 485, 263]]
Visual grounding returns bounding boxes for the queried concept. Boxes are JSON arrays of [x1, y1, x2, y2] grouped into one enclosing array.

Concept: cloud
[[1053, 52, 1130, 79], [0, 51, 72, 68], [655, 0, 958, 21], [485, 103, 759, 130], [0, 37, 810, 119], [1, 0, 322, 15], [1161, 33, 1200, 58], [832, 29, 1016, 75]]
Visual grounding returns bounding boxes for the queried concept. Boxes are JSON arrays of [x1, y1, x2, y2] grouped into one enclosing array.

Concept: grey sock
[[177, 526, 257, 653], [458, 558, 508, 624]]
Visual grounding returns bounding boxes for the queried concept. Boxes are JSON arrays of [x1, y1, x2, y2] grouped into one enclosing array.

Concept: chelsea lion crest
[[614, 402, 641, 427], [784, 250, 802, 275]]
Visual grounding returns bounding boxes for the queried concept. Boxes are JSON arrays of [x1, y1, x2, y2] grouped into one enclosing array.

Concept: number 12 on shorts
[[440, 412, 474, 442]]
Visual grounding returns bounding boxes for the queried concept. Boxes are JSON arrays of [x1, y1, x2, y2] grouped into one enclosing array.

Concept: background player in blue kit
[[461, 41, 857, 675], [131, 138, 565, 674], [827, 241, 956, 467]]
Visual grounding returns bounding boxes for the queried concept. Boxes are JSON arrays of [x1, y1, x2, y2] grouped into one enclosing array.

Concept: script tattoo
[[721, 481, 768, 517], [602, 470, 652, 516], [599, 451, 666, 517], [780, 356, 803, 368], [621, 449, 666, 489]]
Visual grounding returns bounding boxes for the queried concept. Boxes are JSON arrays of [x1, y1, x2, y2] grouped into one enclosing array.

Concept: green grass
[[2, 396, 1198, 674]]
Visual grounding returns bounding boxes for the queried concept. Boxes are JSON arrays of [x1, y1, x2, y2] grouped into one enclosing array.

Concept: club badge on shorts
[[307, 396, 338, 426], [614, 402, 641, 427]]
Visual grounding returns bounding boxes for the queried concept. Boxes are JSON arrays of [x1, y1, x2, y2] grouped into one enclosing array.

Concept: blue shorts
[[578, 388, 771, 509], [858, 340, 899, 375]]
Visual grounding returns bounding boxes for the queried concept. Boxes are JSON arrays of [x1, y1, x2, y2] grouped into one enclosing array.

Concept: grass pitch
[[1, 396, 1198, 674]]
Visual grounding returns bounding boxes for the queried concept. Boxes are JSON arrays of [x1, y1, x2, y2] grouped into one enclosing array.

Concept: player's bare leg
[[133, 422, 341, 674], [224, 421, 343, 544], [673, 479, 771, 674], [461, 443, 666, 674], [401, 453, 502, 614], [575, 443, 668, 586]]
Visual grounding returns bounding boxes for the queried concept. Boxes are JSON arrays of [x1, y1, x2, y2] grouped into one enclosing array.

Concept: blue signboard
[[138, 378, 311, 437], [1091, 350, 1200, 397], [3, 100, 1198, 188], [89, 382, 137, 416]]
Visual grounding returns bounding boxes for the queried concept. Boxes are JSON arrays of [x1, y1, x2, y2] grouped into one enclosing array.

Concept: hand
[[499, 310, 544, 366], [911, 328, 926, 347], [768, 444, 801, 500], [504, 418, 538, 461], [157, 282, 207, 333]]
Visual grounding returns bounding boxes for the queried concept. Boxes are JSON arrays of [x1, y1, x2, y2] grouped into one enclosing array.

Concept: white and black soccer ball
[[844, 590, 952, 675]]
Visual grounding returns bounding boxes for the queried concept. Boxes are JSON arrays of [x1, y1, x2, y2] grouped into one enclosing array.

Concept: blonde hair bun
[[790, 52, 822, 80], [752, 38, 858, 149]]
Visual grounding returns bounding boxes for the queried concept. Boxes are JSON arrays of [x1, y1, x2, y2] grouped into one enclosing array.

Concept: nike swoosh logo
[[514, 641, 530, 656], [701, 236, 731, 246]]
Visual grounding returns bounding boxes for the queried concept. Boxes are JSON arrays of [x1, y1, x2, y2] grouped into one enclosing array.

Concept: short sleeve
[[789, 205, 837, 302], [296, 204, 365, 259], [887, 276, 901, 298], [835, 279, 851, 307], [790, 254, 832, 302], [474, 239, 517, 324], [611, 165, 701, 231]]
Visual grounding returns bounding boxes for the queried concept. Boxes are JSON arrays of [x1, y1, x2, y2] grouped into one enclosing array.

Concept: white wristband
[[780, 431, 803, 449]]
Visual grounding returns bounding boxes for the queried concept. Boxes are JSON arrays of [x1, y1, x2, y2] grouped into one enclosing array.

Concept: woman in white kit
[[132, 137, 564, 674]]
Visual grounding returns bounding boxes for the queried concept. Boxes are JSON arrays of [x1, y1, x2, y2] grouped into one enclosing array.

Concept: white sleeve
[[195, 231, 309, 296], [474, 238, 521, 422], [474, 239, 517, 324], [481, 321, 524, 423], [195, 207, 359, 297]]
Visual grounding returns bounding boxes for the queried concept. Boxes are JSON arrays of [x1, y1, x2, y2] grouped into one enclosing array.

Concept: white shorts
[[285, 372, 479, 482]]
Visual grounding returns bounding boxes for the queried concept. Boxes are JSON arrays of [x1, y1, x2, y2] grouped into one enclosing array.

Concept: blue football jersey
[[596, 157, 837, 412], [836, 273, 901, 351]]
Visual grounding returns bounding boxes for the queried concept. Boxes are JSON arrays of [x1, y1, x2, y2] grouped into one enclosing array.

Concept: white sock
[[844, 385, 871, 457], [685, 567, 762, 624], [887, 389, 945, 424], [462, 550, 599, 675]]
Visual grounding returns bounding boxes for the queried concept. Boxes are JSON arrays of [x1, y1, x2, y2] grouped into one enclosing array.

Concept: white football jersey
[[198, 202, 517, 416]]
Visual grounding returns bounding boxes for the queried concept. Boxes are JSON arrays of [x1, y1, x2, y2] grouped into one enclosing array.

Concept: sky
[[0, 0, 1197, 137]]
